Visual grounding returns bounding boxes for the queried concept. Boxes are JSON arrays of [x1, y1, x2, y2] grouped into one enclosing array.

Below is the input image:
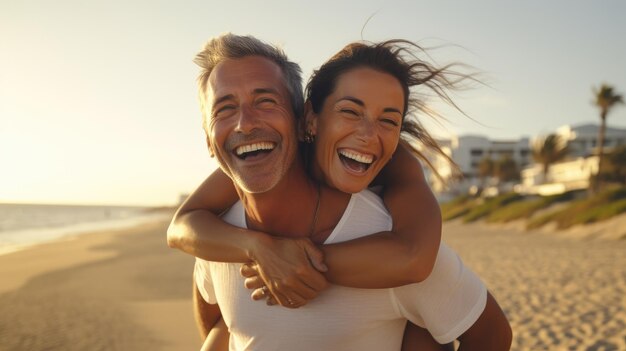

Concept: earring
[[304, 131, 315, 143]]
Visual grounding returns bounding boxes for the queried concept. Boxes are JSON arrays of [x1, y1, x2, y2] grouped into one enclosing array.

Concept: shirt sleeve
[[194, 258, 218, 304], [391, 243, 487, 344]]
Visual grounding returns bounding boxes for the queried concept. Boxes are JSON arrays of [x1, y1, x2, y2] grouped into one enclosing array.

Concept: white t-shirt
[[195, 190, 486, 350]]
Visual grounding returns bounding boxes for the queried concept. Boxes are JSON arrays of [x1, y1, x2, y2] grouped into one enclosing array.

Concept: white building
[[427, 135, 531, 195], [555, 124, 626, 157], [518, 124, 626, 195], [429, 124, 626, 198], [518, 156, 599, 196]]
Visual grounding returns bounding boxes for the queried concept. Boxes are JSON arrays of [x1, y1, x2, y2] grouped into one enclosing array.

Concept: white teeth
[[235, 142, 275, 156], [338, 150, 374, 164]]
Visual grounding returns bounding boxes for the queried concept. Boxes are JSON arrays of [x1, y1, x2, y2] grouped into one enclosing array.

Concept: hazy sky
[[1, 0, 625, 206]]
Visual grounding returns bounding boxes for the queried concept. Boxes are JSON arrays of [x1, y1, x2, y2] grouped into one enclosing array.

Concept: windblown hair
[[306, 39, 476, 181], [194, 33, 304, 131]]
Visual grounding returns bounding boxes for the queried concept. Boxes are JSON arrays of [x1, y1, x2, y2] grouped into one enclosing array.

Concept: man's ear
[[206, 136, 215, 157], [299, 101, 318, 141]]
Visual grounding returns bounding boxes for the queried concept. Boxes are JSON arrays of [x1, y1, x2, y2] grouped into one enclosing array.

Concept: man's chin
[[235, 176, 282, 194]]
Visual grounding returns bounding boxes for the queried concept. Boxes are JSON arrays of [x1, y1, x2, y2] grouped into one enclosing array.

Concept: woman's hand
[[241, 265, 278, 305], [244, 237, 330, 308]]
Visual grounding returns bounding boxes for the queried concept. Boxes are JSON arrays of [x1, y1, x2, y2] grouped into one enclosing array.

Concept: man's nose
[[234, 104, 259, 133]]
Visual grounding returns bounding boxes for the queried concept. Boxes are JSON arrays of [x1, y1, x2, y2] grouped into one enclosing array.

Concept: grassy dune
[[441, 186, 626, 233]]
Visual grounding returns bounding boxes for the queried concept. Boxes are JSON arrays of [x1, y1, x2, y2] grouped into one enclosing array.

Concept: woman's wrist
[[244, 230, 274, 262]]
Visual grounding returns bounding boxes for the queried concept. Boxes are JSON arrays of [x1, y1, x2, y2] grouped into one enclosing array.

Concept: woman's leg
[[402, 322, 454, 351]]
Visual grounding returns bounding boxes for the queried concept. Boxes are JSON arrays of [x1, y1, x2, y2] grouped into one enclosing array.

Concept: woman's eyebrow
[[337, 96, 364, 106], [338, 96, 402, 115], [383, 107, 403, 115]]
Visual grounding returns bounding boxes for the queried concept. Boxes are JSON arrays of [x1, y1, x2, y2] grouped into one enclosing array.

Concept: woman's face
[[308, 67, 405, 193]]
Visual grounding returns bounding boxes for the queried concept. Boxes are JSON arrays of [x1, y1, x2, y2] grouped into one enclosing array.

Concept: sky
[[1, 0, 625, 206]]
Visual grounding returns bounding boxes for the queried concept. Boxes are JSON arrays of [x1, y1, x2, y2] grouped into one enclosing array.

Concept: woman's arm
[[169, 143, 441, 292], [167, 169, 328, 307], [320, 143, 441, 287], [167, 169, 261, 263]]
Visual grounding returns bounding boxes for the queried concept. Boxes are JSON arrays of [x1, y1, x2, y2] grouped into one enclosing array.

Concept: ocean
[[0, 203, 172, 255]]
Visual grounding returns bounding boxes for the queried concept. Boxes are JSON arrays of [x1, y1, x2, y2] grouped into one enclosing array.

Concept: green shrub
[[462, 192, 522, 223], [556, 198, 626, 228], [440, 195, 471, 212], [440, 195, 474, 221], [487, 191, 577, 223], [526, 187, 626, 229], [442, 205, 472, 221]]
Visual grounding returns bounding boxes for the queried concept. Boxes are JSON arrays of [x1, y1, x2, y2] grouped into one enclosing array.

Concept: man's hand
[[245, 237, 329, 308]]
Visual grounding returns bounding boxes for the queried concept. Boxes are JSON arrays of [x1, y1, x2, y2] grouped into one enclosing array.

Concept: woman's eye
[[340, 109, 358, 116], [381, 118, 400, 127]]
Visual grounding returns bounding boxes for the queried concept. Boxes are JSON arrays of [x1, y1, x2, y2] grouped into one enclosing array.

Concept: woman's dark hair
[[306, 39, 476, 180]]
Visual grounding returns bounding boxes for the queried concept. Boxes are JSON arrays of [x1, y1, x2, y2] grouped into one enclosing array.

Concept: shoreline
[[0, 209, 174, 257]]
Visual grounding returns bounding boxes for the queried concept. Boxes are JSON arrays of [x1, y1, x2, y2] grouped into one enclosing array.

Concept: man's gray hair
[[194, 33, 304, 129]]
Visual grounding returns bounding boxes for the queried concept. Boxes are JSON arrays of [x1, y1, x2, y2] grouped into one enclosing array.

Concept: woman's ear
[[300, 101, 318, 142], [299, 101, 318, 142]]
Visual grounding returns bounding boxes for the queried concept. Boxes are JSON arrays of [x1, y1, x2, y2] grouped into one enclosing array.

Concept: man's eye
[[257, 98, 277, 106], [214, 105, 235, 116]]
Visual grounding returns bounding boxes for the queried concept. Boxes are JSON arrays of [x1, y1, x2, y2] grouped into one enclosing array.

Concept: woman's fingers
[[251, 286, 270, 301], [243, 237, 330, 308], [240, 262, 258, 278], [244, 275, 265, 289]]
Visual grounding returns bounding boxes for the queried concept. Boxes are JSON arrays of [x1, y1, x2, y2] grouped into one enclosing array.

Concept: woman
[[169, 37, 511, 350]]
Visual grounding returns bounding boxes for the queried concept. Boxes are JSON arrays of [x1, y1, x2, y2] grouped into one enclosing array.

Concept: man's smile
[[234, 142, 276, 160]]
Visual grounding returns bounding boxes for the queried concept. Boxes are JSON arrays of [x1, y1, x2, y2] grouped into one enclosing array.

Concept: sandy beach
[[444, 220, 626, 350], [1, 217, 625, 350], [0, 218, 201, 350]]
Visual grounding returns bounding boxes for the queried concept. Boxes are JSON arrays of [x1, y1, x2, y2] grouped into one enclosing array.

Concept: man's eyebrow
[[213, 94, 235, 108], [253, 88, 280, 95], [338, 96, 403, 115]]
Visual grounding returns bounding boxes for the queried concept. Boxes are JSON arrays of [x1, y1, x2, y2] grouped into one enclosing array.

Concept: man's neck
[[237, 160, 320, 238]]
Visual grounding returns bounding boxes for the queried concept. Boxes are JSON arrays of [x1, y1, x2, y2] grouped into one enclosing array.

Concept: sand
[[443, 220, 626, 350], [1, 216, 625, 350], [0, 219, 201, 350]]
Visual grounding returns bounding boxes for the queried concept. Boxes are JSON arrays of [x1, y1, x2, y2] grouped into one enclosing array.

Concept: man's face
[[204, 56, 298, 194]]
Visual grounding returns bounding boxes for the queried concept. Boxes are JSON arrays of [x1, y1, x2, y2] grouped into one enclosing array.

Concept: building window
[[470, 149, 483, 157]]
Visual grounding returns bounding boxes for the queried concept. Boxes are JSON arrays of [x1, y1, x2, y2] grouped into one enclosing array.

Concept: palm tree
[[478, 156, 495, 188], [593, 84, 624, 190], [494, 156, 520, 183], [532, 134, 569, 183]]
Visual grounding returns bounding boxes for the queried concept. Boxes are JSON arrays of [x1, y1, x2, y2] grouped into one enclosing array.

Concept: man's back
[[195, 190, 486, 350]]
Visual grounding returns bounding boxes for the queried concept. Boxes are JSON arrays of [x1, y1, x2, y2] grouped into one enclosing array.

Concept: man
[[177, 33, 511, 350]]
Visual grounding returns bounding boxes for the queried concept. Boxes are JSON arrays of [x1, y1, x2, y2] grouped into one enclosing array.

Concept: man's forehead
[[207, 56, 288, 101]]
